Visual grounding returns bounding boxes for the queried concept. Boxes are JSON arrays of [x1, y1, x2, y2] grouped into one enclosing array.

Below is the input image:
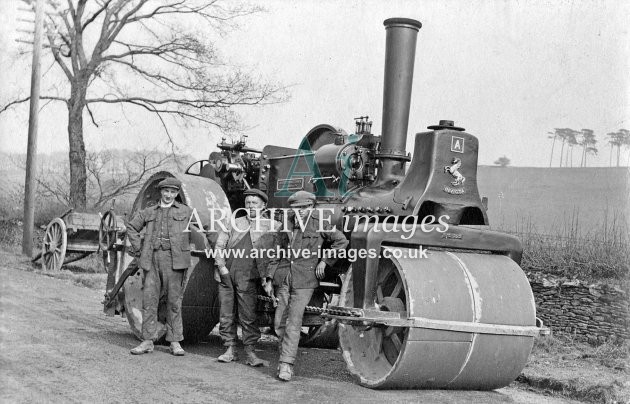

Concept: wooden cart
[[40, 208, 125, 271]]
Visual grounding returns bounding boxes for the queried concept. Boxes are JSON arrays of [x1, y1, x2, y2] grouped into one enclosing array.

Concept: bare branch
[[81, 0, 112, 30], [7, 0, 284, 210], [85, 103, 99, 127], [0, 96, 67, 114], [154, 111, 178, 158], [45, 27, 73, 79], [87, 148, 174, 207]]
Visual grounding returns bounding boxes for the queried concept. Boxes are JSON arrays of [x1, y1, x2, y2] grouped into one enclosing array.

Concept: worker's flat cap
[[243, 188, 268, 203], [288, 190, 316, 207], [158, 177, 182, 190]]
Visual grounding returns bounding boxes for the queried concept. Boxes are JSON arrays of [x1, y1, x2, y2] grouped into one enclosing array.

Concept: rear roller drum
[[118, 171, 229, 342], [338, 249, 536, 390]]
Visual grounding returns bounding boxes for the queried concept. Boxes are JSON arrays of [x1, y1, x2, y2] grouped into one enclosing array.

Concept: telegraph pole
[[22, 0, 44, 256]]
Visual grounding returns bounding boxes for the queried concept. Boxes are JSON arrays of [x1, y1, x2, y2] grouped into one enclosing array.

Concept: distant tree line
[[547, 128, 630, 167]]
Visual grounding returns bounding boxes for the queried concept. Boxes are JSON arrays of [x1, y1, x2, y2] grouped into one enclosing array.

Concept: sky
[[0, 0, 629, 167]]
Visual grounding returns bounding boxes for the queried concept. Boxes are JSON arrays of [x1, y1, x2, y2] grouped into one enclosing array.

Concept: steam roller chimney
[[377, 18, 422, 185]]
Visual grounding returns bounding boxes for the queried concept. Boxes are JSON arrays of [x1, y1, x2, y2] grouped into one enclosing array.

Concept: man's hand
[[219, 266, 229, 276], [262, 279, 277, 307], [262, 279, 273, 296], [128, 248, 141, 258], [315, 261, 327, 280]]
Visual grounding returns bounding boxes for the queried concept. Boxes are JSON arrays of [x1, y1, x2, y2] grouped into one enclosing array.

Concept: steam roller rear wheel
[[338, 248, 536, 389], [119, 171, 229, 342]]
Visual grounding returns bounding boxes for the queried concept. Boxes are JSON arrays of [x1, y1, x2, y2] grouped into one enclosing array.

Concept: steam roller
[[102, 17, 545, 389]]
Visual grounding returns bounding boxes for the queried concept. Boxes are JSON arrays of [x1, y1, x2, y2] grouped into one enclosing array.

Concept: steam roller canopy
[[338, 249, 536, 390], [121, 171, 230, 342]]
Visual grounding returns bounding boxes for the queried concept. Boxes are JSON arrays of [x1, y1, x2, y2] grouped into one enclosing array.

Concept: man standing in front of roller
[[127, 177, 192, 357], [268, 190, 348, 381], [214, 188, 280, 367]]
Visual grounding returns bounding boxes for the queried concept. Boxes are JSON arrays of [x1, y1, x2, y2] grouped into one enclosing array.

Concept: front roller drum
[[338, 249, 537, 390]]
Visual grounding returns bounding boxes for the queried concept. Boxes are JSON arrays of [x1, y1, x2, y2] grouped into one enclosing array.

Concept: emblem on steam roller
[[444, 157, 466, 186]]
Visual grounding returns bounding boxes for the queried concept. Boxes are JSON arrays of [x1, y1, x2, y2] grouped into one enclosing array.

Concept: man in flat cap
[[127, 177, 193, 356], [269, 190, 348, 381], [213, 188, 280, 366]]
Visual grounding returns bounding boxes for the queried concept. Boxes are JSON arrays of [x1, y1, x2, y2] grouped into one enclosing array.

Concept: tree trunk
[[559, 140, 565, 167], [67, 80, 88, 210], [549, 136, 556, 167], [617, 145, 621, 167], [609, 145, 613, 167]]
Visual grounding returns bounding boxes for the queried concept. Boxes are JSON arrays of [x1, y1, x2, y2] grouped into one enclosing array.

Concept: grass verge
[[521, 334, 630, 403], [497, 210, 630, 283], [0, 245, 107, 291]]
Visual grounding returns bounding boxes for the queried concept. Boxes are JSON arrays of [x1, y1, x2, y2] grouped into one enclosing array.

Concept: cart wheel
[[99, 210, 117, 252], [42, 218, 67, 271]]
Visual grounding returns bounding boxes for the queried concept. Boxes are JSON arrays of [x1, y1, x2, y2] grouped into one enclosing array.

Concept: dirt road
[[0, 262, 577, 403]]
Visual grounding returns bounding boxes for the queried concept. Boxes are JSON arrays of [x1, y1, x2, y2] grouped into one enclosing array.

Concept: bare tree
[[607, 130, 629, 167], [85, 149, 174, 208], [556, 128, 568, 167], [566, 130, 578, 167], [1, 0, 284, 209], [620, 129, 630, 166], [585, 145, 598, 166], [578, 129, 596, 167], [547, 130, 557, 167], [11, 149, 174, 208]]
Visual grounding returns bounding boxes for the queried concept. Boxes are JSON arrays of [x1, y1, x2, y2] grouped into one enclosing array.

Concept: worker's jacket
[[213, 215, 283, 281], [126, 201, 194, 271], [268, 212, 348, 289]]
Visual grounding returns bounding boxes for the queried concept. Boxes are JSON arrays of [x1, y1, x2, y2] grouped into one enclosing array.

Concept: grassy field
[[477, 167, 630, 281], [478, 166, 629, 233]]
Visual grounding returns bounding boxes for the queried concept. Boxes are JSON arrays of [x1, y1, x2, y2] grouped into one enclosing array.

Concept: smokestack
[[377, 18, 422, 184]]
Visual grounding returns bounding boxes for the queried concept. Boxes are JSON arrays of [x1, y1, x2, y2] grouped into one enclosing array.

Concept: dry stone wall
[[528, 274, 630, 344]]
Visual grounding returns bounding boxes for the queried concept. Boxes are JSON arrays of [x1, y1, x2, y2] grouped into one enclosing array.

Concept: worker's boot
[[244, 345, 267, 367], [217, 346, 238, 363], [170, 341, 185, 356], [278, 362, 293, 381], [130, 340, 154, 355]]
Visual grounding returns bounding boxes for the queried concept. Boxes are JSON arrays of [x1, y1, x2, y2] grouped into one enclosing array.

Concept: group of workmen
[[125, 177, 348, 381]]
